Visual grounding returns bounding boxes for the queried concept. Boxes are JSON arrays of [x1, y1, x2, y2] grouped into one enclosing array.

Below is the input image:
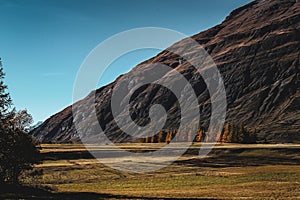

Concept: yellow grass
[[21, 143, 300, 199]]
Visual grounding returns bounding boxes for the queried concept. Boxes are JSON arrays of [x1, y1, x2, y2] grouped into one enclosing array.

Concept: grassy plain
[[2, 143, 300, 199]]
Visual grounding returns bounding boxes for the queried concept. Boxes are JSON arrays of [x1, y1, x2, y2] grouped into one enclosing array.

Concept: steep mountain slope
[[31, 0, 300, 143]]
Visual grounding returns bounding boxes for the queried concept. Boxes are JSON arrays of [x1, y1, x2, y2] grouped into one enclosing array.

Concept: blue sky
[[0, 0, 252, 122]]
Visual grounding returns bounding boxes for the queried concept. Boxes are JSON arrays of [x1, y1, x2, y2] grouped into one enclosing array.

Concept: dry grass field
[[2, 143, 300, 199]]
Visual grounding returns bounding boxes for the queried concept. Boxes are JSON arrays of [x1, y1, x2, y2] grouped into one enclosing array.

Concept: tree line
[[217, 122, 257, 143], [0, 59, 40, 186], [138, 122, 257, 144]]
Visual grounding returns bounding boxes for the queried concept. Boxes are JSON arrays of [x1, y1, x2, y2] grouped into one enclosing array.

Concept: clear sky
[[0, 0, 252, 123]]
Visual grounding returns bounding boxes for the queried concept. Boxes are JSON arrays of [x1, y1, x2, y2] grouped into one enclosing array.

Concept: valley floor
[[2, 143, 300, 199]]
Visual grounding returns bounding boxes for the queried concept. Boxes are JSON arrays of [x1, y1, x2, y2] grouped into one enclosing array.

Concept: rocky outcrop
[[31, 0, 300, 143]]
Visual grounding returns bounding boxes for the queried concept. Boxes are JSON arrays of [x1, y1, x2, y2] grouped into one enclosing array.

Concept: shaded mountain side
[[31, 0, 300, 143]]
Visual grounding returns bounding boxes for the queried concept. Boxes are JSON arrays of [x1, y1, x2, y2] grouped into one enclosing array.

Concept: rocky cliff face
[[31, 0, 300, 143]]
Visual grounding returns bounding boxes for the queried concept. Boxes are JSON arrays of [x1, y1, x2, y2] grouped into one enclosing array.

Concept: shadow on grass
[[43, 150, 95, 161], [0, 184, 214, 200], [43, 147, 300, 168], [176, 148, 300, 168]]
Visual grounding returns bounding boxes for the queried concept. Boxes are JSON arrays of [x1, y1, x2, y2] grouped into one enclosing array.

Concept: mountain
[[31, 0, 300, 143], [27, 121, 43, 132]]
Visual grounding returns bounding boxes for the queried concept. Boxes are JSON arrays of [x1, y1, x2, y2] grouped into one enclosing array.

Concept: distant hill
[[29, 121, 43, 131], [31, 0, 300, 143]]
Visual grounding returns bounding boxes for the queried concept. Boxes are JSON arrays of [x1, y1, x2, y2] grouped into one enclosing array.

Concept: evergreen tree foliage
[[0, 59, 41, 185]]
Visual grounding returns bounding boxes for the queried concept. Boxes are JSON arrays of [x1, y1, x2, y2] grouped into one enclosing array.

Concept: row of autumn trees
[[218, 122, 257, 143], [0, 60, 40, 186], [138, 122, 257, 144], [138, 128, 206, 143]]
